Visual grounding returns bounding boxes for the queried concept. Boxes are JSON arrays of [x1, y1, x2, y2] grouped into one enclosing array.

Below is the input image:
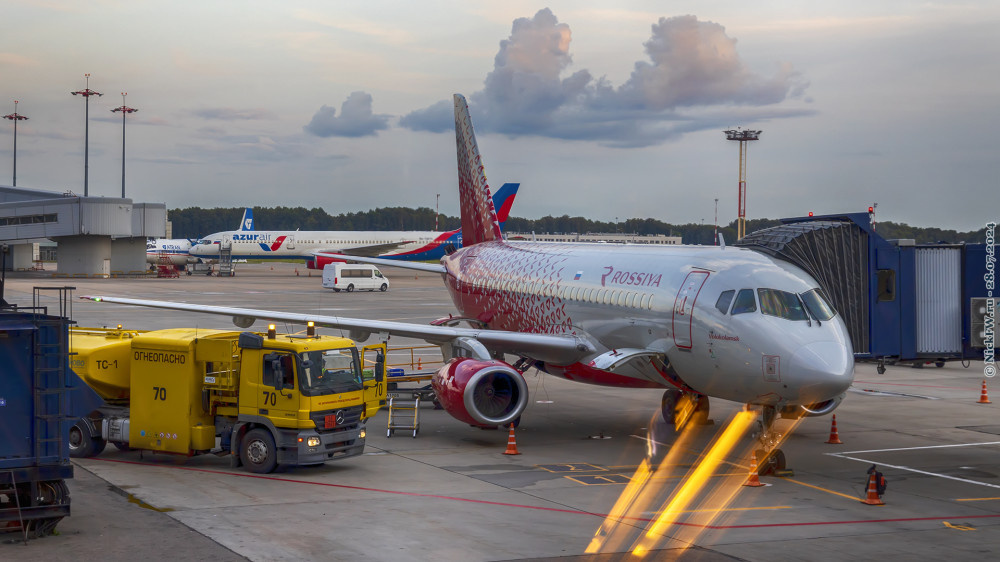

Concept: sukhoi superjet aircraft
[[86, 94, 854, 468]]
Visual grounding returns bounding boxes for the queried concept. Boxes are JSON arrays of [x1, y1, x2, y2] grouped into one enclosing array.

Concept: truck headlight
[[359, 428, 366, 439], [307, 436, 321, 447]]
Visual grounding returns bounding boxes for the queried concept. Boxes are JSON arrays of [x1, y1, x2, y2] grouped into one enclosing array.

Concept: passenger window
[[715, 290, 735, 314], [731, 289, 757, 315]]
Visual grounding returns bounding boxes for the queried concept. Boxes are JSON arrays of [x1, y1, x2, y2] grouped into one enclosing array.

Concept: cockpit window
[[757, 289, 808, 321], [730, 289, 757, 315], [801, 288, 836, 321], [715, 290, 735, 314]]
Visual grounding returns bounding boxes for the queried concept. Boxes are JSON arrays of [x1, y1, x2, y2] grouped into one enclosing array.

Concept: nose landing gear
[[751, 405, 791, 476]]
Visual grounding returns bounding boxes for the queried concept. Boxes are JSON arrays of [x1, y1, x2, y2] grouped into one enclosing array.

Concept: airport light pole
[[724, 128, 761, 240], [714, 198, 719, 245], [111, 92, 138, 199], [2, 100, 28, 187], [71, 74, 103, 197]]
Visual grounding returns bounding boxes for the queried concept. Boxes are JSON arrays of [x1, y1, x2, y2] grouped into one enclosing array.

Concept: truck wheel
[[346, 284, 354, 292], [240, 428, 278, 473], [380, 283, 388, 292], [69, 419, 106, 458]]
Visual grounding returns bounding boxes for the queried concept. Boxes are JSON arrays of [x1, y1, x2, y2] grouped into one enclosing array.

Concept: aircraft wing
[[80, 296, 594, 365], [313, 252, 446, 274], [317, 241, 414, 258]]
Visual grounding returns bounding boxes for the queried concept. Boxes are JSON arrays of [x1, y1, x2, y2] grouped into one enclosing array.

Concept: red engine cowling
[[307, 255, 346, 270], [432, 358, 529, 427]]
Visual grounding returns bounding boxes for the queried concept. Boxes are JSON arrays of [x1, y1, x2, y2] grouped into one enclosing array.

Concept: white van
[[322, 263, 390, 292]]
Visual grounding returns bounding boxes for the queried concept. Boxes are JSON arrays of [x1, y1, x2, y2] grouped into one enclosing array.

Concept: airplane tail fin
[[492, 182, 520, 231], [455, 94, 502, 246], [239, 208, 254, 231]]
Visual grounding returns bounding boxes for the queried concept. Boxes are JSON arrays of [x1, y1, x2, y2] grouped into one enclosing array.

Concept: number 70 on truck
[[69, 323, 387, 473]]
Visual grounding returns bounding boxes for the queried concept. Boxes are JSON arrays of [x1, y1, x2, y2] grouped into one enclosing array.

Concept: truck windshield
[[298, 348, 362, 396]]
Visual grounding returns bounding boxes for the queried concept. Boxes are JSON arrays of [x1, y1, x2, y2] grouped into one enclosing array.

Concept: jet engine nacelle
[[780, 393, 845, 419], [308, 255, 346, 270], [432, 358, 529, 428]]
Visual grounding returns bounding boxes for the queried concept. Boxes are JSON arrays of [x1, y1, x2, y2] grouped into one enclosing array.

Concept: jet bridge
[[736, 212, 995, 367]]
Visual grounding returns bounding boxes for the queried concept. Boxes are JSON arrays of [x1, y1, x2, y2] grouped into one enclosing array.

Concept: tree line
[[168, 206, 989, 245]]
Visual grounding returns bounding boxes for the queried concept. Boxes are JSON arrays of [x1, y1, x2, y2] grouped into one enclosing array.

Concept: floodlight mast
[[111, 93, 138, 199], [2, 100, 28, 186], [724, 128, 761, 240], [71, 74, 103, 196]]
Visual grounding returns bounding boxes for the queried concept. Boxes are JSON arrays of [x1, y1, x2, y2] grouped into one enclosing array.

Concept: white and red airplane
[[187, 183, 519, 269], [85, 94, 853, 467], [145, 208, 254, 267]]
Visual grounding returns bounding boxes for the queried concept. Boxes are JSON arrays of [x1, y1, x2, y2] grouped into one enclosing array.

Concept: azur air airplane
[[146, 208, 254, 267], [86, 94, 853, 468], [187, 183, 519, 269]]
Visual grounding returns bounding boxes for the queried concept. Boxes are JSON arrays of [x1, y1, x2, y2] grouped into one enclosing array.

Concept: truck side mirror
[[375, 352, 385, 383]]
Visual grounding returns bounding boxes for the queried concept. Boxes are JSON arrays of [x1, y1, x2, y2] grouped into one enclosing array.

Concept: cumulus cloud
[[303, 91, 390, 138], [401, 10, 810, 146]]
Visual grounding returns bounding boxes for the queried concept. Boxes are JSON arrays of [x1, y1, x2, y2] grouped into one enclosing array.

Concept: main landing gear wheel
[[661, 389, 681, 425]]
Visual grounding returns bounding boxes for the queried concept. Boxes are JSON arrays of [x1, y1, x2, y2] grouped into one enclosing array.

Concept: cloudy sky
[[1, 1, 997, 232]]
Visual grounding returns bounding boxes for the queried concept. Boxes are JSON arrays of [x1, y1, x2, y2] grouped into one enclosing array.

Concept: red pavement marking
[[89, 457, 1000, 530]]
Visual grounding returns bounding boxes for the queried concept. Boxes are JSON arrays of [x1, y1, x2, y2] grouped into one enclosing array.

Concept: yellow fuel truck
[[68, 324, 386, 473]]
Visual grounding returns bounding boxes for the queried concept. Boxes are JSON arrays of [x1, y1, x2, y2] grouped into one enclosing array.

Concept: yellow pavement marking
[[943, 521, 977, 531], [956, 497, 1000, 502], [782, 477, 862, 502]]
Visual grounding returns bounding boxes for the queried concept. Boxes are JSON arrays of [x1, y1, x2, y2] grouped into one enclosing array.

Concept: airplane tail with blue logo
[[455, 94, 504, 247], [492, 182, 519, 232], [239, 208, 254, 231]]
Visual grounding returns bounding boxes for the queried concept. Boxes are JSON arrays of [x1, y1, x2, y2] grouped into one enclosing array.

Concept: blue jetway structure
[[736, 212, 995, 373]]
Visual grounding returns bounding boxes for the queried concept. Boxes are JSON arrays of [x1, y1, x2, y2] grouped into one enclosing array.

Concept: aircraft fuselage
[[442, 240, 854, 408]]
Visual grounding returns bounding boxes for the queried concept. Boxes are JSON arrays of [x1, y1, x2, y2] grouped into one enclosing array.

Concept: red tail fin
[[454, 94, 502, 246]]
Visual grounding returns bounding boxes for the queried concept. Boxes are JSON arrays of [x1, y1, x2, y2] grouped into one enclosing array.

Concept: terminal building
[[0, 185, 165, 276]]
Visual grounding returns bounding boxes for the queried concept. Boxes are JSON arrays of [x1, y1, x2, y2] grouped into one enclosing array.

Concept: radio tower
[[724, 128, 761, 239]]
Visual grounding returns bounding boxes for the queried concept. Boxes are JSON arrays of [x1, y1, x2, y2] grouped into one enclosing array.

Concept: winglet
[[454, 94, 502, 246], [239, 208, 254, 231]]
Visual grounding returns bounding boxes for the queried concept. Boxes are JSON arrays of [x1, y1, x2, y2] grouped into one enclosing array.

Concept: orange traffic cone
[[862, 471, 885, 505], [743, 451, 765, 487], [417, 357, 422, 370], [978, 380, 991, 404], [826, 414, 843, 444], [502, 423, 520, 455]]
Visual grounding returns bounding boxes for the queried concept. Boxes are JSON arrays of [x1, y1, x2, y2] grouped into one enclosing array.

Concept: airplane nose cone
[[789, 341, 854, 402]]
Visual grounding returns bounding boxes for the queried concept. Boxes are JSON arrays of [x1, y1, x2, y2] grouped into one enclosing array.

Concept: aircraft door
[[361, 344, 386, 419], [286, 235, 295, 250], [672, 271, 710, 350], [221, 234, 232, 250]]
